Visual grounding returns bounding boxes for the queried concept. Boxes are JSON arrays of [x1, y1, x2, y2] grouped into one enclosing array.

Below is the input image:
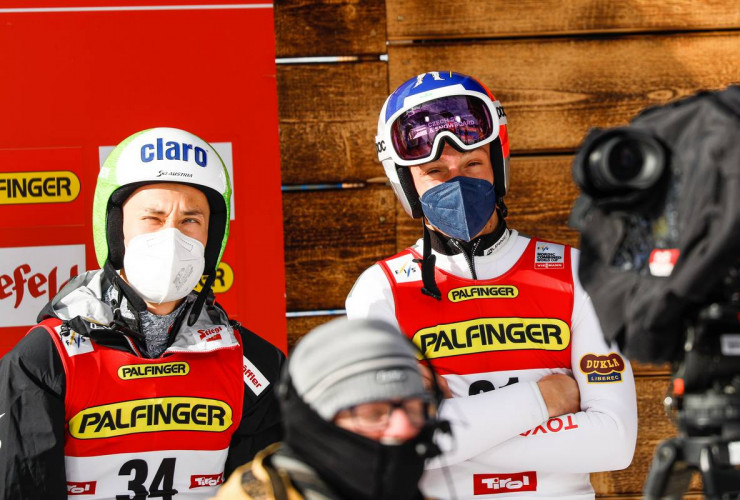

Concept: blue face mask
[[419, 176, 497, 242]]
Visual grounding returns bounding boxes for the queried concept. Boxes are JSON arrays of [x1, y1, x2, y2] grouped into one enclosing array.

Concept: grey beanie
[[288, 318, 428, 420]]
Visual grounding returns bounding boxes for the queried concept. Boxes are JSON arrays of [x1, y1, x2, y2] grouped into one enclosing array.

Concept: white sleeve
[[465, 249, 638, 473], [345, 264, 551, 469], [345, 264, 398, 324]]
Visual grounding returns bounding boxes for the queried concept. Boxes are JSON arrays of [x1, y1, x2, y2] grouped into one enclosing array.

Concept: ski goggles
[[380, 94, 501, 167]]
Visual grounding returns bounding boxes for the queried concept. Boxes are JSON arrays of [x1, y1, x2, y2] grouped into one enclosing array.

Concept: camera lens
[[586, 132, 665, 194], [607, 139, 644, 182]]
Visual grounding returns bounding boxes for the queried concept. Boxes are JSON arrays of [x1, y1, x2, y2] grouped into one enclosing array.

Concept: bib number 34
[[117, 458, 177, 500]]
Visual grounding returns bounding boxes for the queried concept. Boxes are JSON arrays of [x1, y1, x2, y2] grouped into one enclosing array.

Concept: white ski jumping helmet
[[92, 127, 231, 276]]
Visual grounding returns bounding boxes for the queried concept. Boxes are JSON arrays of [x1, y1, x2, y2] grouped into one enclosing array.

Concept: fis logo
[[67, 481, 96, 495], [580, 352, 626, 383], [474, 472, 537, 495], [140, 138, 208, 167], [413, 317, 570, 359], [190, 473, 224, 489], [396, 261, 417, 278], [385, 255, 421, 284], [62, 330, 94, 357]]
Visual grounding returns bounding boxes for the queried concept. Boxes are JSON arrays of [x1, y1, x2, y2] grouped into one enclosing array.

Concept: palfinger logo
[[448, 285, 518, 302], [68, 397, 232, 439], [412, 317, 570, 359], [0, 171, 81, 205]]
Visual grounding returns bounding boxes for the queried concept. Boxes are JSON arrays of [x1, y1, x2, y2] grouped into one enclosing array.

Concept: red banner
[[0, 2, 287, 354]]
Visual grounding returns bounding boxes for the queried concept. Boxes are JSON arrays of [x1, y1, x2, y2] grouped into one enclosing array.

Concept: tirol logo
[[474, 472, 537, 495], [0, 245, 85, 328], [190, 473, 224, 489], [0, 171, 81, 205], [195, 261, 234, 294], [580, 352, 626, 383], [118, 362, 190, 380], [412, 317, 570, 359], [140, 138, 208, 167], [448, 285, 518, 303], [67, 481, 97, 495], [68, 397, 232, 439]]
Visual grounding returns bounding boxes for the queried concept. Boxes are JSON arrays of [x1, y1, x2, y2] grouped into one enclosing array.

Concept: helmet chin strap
[[187, 273, 217, 326], [415, 223, 442, 301], [104, 260, 148, 313]]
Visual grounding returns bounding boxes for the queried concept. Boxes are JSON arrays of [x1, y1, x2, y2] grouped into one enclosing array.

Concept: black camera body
[[570, 85, 740, 364], [570, 86, 740, 499]]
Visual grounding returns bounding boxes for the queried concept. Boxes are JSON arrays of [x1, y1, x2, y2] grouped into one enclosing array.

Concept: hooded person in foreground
[[0, 127, 284, 499], [213, 317, 442, 500]]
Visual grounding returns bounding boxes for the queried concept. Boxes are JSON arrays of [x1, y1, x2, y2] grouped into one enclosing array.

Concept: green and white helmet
[[93, 127, 231, 275]]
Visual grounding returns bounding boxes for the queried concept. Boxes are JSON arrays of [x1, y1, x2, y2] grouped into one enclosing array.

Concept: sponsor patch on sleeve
[[534, 242, 565, 269], [243, 356, 269, 396], [579, 352, 625, 383], [385, 254, 422, 283]]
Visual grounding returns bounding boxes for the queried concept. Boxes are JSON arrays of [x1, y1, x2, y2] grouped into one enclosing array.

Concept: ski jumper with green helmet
[[0, 128, 284, 499], [93, 127, 231, 323], [58, 129, 252, 499]]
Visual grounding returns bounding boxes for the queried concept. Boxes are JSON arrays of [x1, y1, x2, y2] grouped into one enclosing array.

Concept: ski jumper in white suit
[[346, 229, 638, 500]]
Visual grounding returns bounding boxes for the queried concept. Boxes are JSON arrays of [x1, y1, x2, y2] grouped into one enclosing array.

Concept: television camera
[[569, 86, 740, 499]]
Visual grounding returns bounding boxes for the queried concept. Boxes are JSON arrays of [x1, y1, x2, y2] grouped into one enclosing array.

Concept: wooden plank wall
[[274, 0, 740, 497]]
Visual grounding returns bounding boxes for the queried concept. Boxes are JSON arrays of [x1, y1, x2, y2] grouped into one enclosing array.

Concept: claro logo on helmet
[[448, 285, 518, 302], [140, 138, 208, 167], [118, 362, 190, 380], [68, 397, 232, 439], [0, 171, 80, 205], [412, 317, 570, 359]]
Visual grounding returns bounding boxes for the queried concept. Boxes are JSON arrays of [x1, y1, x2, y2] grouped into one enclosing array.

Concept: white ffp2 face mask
[[123, 228, 206, 305]]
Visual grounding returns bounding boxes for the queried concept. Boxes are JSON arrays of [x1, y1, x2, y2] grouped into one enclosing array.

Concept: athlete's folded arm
[[346, 267, 551, 469], [462, 289, 638, 473], [424, 381, 550, 469], [0, 328, 68, 500]]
